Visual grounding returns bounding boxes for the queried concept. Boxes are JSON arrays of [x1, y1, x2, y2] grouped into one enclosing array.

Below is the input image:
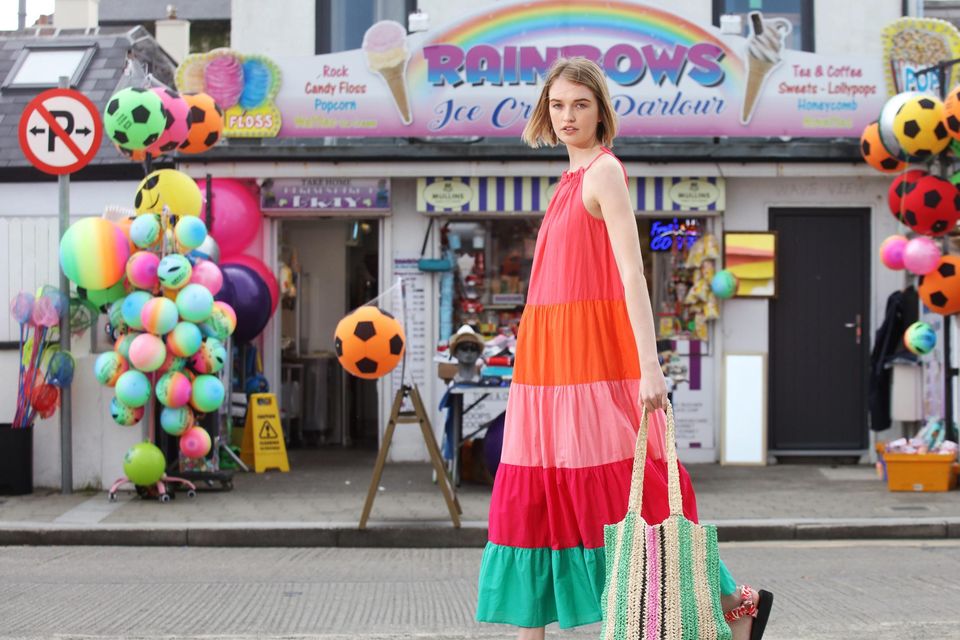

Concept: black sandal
[[724, 585, 774, 640]]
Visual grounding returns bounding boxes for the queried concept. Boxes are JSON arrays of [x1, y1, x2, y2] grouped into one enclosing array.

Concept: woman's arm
[[587, 158, 668, 412]]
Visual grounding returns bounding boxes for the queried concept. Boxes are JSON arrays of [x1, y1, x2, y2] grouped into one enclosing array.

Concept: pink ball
[[128, 333, 167, 372], [156, 370, 192, 408], [126, 251, 160, 290], [189, 259, 223, 296], [180, 425, 212, 459], [148, 88, 193, 155], [195, 179, 262, 257], [879, 235, 908, 271], [223, 254, 278, 313], [903, 236, 942, 275]]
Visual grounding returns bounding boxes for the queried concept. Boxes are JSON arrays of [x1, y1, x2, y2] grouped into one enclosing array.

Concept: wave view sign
[[271, 0, 888, 138]]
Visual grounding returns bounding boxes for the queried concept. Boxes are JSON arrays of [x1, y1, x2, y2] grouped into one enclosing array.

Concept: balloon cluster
[[8, 287, 75, 428], [103, 86, 225, 161]]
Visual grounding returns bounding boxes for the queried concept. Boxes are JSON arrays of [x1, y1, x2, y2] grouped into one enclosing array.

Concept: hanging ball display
[[114, 331, 142, 361], [129, 214, 162, 249], [860, 122, 907, 173], [901, 175, 960, 236], [94, 351, 129, 387], [126, 251, 161, 291], [120, 291, 153, 330], [180, 426, 212, 459], [166, 321, 203, 357], [103, 87, 168, 151], [190, 374, 225, 413], [123, 442, 166, 486], [710, 270, 738, 300], [904, 321, 937, 355], [176, 283, 215, 323], [190, 337, 227, 374], [140, 296, 179, 335], [919, 256, 960, 315], [155, 370, 192, 408], [59, 217, 131, 290], [160, 406, 194, 437], [179, 93, 224, 155], [174, 214, 208, 250], [158, 254, 193, 290], [189, 259, 223, 296], [334, 306, 406, 380], [888, 169, 928, 222], [903, 236, 943, 275], [115, 369, 152, 408], [134, 169, 203, 217], [110, 397, 144, 427], [943, 84, 960, 141], [128, 333, 167, 372], [892, 94, 950, 159], [879, 235, 909, 271], [148, 87, 194, 154]]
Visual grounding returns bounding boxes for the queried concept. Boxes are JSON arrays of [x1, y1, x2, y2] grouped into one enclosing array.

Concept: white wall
[[814, 0, 902, 57], [230, 0, 316, 57]]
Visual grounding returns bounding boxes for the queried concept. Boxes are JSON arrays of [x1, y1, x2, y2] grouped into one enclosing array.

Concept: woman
[[475, 57, 772, 640]]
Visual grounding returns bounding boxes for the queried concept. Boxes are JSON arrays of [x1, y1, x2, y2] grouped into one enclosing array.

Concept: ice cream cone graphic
[[363, 20, 413, 125], [741, 11, 792, 125]]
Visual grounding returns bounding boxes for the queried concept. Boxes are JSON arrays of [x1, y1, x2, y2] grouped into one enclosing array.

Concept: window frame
[[315, 0, 419, 55], [712, 0, 815, 52], [1, 44, 99, 91]]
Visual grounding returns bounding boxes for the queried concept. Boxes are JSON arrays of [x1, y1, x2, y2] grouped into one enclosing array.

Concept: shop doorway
[[278, 218, 380, 450], [768, 208, 870, 455]]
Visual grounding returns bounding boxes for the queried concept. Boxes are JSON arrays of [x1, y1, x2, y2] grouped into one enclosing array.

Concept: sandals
[[723, 585, 774, 640]]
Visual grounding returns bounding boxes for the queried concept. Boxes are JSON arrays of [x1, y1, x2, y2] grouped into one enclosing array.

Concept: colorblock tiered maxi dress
[[476, 149, 712, 629]]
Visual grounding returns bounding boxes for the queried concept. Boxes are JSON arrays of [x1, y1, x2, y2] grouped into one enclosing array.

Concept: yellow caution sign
[[240, 393, 290, 473]]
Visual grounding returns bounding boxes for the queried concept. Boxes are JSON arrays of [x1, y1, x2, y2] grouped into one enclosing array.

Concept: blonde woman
[[475, 58, 772, 640]]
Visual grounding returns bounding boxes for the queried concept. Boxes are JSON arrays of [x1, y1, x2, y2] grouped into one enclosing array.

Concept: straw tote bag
[[600, 401, 732, 640]]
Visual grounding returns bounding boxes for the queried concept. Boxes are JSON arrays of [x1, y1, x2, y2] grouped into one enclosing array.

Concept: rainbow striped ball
[[160, 406, 194, 436], [156, 370, 192, 408], [174, 216, 208, 250], [128, 333, 167, 372], [190, 374, 225, 413], [115, 370, 151, 408], [94, 351, 129, 387], [140, 296, 179, 335], [180, 425, 212, 458], [158, 254, 193, 290], [201, 301, 236, 340], [176, 284, 215, 323], [157, 351, 188, 374], [110, 397, 144, 427], [120, 291, 152, 330], [126, 252, 160, 291], [166, 321, 203, 357], [191, 337, 226, 374], [59, 217, 131, 290], [114, 331, 141, 360], [130, 215, 161, 249]]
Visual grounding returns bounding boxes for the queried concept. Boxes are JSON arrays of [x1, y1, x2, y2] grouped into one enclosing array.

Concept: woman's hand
[[638, 364, 668, 413]]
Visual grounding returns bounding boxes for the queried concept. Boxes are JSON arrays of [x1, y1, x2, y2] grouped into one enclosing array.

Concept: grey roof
[[99, 0, 231, 23], [0, 26, 178, 170]]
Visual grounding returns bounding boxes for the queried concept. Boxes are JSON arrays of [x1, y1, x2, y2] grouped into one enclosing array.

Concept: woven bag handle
[[627, 400, 684, 516]]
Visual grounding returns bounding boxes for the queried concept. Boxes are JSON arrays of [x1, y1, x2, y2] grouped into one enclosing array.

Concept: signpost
[[17, 80, 103, 494]]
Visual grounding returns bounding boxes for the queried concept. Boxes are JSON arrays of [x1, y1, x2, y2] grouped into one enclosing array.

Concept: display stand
[[359, 383, 462, 529]]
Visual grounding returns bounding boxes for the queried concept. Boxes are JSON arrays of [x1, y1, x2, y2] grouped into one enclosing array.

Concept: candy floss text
[[423, 42, 729, 131], [228, 113, 276, 130]]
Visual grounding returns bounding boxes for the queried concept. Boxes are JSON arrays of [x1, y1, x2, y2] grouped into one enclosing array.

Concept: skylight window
[[2, 46, 97, 90]]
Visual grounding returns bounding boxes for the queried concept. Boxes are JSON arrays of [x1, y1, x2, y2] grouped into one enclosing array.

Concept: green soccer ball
[[104, 88, 167, 151]]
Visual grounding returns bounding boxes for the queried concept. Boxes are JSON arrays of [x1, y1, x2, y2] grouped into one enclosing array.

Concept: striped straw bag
[[600, 401, 731, 640]]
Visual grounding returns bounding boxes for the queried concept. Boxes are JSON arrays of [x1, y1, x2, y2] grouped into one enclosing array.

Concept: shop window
[[713, 0, 813, 52], [316, 0, 418, 54]]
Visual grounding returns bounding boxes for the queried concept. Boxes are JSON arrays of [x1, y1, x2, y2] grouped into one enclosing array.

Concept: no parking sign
[[18, 88, 103, 175]]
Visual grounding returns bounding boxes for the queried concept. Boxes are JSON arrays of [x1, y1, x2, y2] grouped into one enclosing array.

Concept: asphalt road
[[0, 540, 958, 639]]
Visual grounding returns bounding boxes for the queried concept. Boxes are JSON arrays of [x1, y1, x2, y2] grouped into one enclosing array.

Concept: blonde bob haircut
[[521, 57, 618, 149]]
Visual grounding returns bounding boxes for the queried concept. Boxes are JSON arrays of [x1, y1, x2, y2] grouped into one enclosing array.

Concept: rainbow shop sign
[[221, 0, 890, 139]]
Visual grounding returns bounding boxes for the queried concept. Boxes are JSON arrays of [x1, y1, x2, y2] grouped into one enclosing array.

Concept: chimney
[[54, 0, 99, 29], [155, 5, 191, 64]]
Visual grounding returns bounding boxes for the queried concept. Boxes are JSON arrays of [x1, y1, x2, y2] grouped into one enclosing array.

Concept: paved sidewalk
[[0, 449, 957, 546]]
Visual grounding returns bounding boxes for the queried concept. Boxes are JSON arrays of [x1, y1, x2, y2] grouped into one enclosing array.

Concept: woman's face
[[548, 77, 601, 148]]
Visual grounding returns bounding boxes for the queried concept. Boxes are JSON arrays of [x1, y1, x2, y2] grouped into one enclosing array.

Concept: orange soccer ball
[[334, 306, 406, 379], [919, 256, 960, 315], [860, 121, 906, 173], [944, 84, 960, 141], [179, 93, 224, 155]]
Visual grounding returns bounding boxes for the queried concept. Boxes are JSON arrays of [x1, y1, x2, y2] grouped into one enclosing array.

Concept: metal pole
[[58, 76, 73, 494]]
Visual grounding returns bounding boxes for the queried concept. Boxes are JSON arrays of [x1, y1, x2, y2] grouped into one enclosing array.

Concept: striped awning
[[417, 176, 724, 214]]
